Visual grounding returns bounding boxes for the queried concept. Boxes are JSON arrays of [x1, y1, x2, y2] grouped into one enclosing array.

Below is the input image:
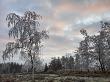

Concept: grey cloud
[[41, 33, 82, 60]]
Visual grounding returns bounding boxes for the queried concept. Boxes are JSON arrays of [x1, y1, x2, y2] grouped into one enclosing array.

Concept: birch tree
[[3, 11, 49, 82]]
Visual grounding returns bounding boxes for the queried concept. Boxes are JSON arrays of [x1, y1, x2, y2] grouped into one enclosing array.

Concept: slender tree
[[78, 29, 92, 70], [3, 11, 49, 82]]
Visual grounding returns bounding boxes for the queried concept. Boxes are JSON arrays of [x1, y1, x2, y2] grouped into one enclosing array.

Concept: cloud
[[41, 34, 75, 57], [51, 0, 110, 20]]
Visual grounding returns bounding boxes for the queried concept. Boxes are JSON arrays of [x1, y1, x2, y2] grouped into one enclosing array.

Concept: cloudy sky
[[0, 0, 110, 63]]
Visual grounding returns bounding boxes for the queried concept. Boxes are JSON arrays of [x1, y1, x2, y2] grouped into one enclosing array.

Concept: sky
[[0, 0, 110, 63]]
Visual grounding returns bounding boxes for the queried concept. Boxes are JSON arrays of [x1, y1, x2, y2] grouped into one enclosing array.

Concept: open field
[[1, 74, 110, 82]]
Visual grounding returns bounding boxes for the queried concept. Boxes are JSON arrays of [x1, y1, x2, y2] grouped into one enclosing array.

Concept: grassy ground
[[1, 73, 110, 82], [55, 70, 110, 77]]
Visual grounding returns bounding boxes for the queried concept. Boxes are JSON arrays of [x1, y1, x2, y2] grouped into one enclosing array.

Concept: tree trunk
[[98, 47, 106, 72], [30, 50, 35, 82], [32, 60, 35, 82], [30, 58, 35, 82]]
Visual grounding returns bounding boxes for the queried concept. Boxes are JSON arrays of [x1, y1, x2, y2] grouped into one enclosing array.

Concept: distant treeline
[[0, 61, 44, 74], [0, 62, 22, 74]]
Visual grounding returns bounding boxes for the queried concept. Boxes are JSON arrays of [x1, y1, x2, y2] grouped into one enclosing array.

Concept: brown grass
[[56, 69, 110, 77]]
